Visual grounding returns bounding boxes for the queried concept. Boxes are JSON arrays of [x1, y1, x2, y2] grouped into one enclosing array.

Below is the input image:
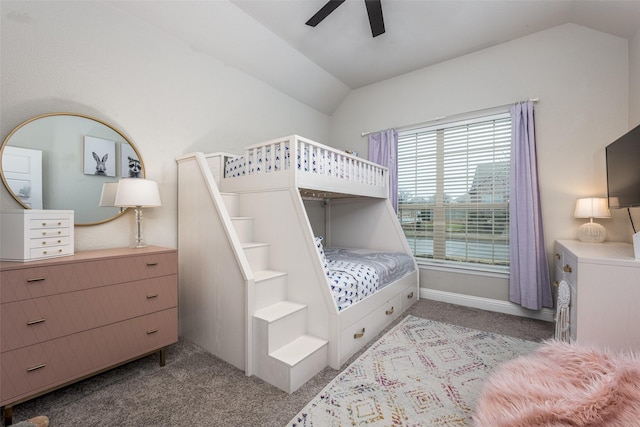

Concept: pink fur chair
[[473, 340, 640, 426]]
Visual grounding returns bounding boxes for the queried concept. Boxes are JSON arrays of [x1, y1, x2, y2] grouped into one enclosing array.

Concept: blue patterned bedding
[[316, 240, 415, 311]]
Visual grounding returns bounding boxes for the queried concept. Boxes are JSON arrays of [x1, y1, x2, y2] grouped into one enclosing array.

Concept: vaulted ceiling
[[109, 1, 640, 115]]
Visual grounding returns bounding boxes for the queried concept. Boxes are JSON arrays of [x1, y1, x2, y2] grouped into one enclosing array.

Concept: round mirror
[[1, 113, 144, 226]]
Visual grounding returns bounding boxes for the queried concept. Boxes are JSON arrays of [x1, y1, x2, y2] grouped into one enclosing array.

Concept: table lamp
[[114, 178, 162, 248], [574, 197, 610, 243]]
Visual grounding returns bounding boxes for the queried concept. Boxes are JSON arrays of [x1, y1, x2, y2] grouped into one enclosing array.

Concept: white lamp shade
[[114, 178, 162, 207], [99, 182, 119, 207], [574, 197, 611, 219]]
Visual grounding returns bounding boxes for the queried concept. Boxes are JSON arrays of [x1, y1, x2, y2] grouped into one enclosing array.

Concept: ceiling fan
[[305, 0, 385, 37]]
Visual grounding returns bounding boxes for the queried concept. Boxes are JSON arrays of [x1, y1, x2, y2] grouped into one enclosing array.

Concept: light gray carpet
[[7, 299, 553, 426]]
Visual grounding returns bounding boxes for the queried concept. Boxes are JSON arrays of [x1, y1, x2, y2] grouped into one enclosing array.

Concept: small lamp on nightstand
[[114, 178, 162, 248], [574, 197, 610, 243]]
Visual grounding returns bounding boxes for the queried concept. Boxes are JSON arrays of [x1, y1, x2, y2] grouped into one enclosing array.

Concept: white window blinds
[[397, 112, 511, 269]]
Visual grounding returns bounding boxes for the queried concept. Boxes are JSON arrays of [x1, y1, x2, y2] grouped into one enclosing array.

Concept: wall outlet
[[634, 231, 640, 259]]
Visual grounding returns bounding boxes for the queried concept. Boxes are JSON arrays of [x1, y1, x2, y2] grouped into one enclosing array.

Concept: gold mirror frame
[[0, 113, 145, 226]]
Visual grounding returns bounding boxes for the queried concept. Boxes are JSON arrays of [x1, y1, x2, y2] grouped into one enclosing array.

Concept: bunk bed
[[176, 134, 419, 393]]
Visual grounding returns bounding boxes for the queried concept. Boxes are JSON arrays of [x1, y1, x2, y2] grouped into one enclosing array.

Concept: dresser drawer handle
[[27, 318, 46, 326], [385, 306, 394, 315], [147, 293, 159, 299], [26, 277, 46, 283], [407, 292, 414, 299], [354, 328, 365, 339], [27, 363, 46, 372], [555, 253, 561, 260], [147, 328, 159, 335], [563, 264, 572, 273], [146, 262, 158, 267]]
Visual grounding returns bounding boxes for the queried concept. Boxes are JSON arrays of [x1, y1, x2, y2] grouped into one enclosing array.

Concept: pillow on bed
[[314, 236, 331, 276]]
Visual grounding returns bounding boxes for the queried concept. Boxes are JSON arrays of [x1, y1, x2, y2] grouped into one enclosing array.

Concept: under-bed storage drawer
[[340, 294, 402, 361], [1, 307, 177, 403], [340, 309, 382, 360], [401, 283, 418, 311]]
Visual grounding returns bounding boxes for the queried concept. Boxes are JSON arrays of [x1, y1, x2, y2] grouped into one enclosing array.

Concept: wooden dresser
[[0, 246, 178, 424]]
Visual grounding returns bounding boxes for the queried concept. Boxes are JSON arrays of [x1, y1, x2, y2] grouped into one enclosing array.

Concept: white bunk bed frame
[[176, 135, 418, 393]]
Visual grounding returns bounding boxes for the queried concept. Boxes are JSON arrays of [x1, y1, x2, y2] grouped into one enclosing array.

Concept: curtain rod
[[360, 97, 539, 137]]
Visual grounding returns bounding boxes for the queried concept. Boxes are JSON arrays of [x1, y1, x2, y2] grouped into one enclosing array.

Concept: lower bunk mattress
[[323, 246, 416, 311]]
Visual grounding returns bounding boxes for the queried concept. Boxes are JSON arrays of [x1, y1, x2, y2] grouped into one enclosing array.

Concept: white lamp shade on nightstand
[[574, 197, 610, 243]]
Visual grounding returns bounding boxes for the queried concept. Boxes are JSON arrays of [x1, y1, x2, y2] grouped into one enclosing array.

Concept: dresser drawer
[[28, 244, 74, 260], [29, 218, 71, 229], [28, 236, 71, 249], [0, 251, 177, 303], [0, 307, 178, 405], [29, 228, 71, 239], [1, 274, 178, 351]]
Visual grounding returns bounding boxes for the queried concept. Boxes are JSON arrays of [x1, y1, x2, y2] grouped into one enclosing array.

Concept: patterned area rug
[[287, 315, 539, 426]]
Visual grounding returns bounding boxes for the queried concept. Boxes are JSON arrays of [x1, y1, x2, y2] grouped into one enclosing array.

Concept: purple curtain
[[368, 129, 398, 212], [509, 101, 553, 310]]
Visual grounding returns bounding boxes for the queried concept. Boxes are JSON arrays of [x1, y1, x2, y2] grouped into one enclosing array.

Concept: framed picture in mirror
[[83, 136, 115, 177]]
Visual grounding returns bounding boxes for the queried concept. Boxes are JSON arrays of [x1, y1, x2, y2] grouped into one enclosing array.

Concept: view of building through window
[[397, 112, 511, 269]]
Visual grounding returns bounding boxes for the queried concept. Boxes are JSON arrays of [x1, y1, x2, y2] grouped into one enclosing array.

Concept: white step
[[231, 217, 254, 243], [271, 335, 328, 393], [220, 192, 239, 216], [270, 335, 328, 367], [254, 301, 306, 353], [254, 270, 287, 310], [221, 192, 239, 217], [243, 242, 269, 271], [253, 303, 328, 393]]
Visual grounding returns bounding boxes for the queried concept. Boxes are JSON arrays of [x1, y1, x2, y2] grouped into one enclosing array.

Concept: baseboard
[[420, 288, 555, 322]]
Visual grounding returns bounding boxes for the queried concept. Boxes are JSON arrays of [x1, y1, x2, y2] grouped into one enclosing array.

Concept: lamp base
[[578, 221, 607, 243], [131, 207, 146, 249]]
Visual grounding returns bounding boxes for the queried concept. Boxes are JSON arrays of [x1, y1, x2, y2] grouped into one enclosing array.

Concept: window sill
[[415, 258, 509, 279]]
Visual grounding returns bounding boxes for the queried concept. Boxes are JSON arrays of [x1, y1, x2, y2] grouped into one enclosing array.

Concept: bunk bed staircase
[[177, 137, 418, 395], [222, 191, 328, 393]]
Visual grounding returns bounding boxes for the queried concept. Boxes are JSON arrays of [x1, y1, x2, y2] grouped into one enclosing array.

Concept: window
[[397, 112, 511, 270]]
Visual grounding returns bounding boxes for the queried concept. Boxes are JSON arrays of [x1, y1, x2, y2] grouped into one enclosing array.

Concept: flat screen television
[[606, 123, 640, 209]]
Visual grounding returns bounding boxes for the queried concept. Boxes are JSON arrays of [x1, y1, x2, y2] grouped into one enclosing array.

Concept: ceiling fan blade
[[305, 0, 345, 27], [365, 0, 385, 37]]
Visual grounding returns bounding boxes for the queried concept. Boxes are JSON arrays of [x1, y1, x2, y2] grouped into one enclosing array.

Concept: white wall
[[631, 27, 640, 127], [331, 24, 632, 301], [2, 2, 637, 306], [0, 1, 329, 250]]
